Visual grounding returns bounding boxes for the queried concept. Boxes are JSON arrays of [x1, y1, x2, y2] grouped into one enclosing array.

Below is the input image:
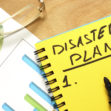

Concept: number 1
[[63, 75, 71, 88]]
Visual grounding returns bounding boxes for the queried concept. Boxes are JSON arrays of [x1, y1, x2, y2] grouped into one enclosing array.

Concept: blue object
[[33, 109, 38, 111], [29, 82, 54, 105], [22, 55, 44, 75], [2, 103, 14, 111]]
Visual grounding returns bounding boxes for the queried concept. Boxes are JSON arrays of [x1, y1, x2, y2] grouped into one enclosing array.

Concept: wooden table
[[0, 0, 111, 40]]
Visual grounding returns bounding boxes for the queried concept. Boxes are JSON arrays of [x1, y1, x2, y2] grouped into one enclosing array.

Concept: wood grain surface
[[0, 0, 111, 40]]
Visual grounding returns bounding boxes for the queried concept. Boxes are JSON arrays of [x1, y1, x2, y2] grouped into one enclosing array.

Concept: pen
[[104, 77, 111, 103]]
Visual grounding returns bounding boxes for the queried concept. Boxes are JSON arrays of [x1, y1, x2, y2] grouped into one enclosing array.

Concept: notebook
[[35, 15, 111, 111]]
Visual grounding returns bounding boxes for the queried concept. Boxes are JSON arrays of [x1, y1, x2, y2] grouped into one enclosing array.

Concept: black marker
[[104, 77, 111, 104]]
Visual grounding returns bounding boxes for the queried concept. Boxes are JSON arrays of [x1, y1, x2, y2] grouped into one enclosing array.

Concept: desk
[[0, 0, 111, 40]]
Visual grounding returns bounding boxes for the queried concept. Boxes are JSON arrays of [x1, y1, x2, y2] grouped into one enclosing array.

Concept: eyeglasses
[[0, 0, 46, 38]]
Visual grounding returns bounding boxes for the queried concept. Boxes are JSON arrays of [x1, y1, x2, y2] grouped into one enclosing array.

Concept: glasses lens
[[0, 25, 3, 50], [1, 0, 43, 37], [13, 4, 40, 28]]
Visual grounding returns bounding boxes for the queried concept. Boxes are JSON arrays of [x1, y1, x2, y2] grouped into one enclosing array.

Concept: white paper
[[0, 8, 39, 66], [0, 9, 53, 111]]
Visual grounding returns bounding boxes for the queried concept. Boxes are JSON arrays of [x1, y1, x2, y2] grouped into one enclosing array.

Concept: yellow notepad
[[35, 15, 111, 111]]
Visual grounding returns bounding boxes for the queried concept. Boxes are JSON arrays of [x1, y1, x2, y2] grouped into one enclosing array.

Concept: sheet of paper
[[35, 14, 111, 111], [0, 9, 53, 111], [0, 8, 38, 67]]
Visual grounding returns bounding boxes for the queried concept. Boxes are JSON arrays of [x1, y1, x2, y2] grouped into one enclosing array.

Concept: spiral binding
[[34, 48, 68, 111]]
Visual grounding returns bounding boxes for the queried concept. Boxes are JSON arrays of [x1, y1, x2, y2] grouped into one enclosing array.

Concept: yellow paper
[[35, 15, 111, 111]]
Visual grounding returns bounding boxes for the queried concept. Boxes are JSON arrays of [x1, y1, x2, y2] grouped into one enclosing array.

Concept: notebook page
[[35, 15, 111, 111]]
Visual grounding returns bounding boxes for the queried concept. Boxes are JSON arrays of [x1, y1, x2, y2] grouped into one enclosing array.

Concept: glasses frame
[[0, 0, 45, 38]]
